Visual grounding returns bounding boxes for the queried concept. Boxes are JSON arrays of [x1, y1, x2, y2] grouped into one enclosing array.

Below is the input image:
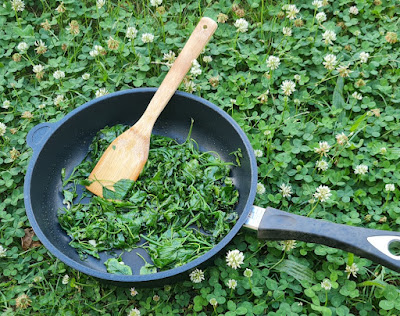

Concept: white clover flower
[[2, 100, 11, 109], [96, 0, 105, 9], [244, 268, 253, 278], [95, 45, 106, 54], [323, 54, 337, 70], [0, 245, 6, 257], [130, 287, 138, 296], [55, 2, 65, 13], [380, 147, 387, 154], [282, 27, 292, 36], [313, 185, 332, 202], [150, 0, 162, 6], [322, 30, 336, 45], [254, 149, 263, 157], [227, 279, 237, 289], [359, 52, 369, 63], [226, 249, 244, 269], [21, 111, 33, 119], [89, 50, 98, 57], [285, 4, 299, 20], [190, 59, 202, 77], [62, 274, 69, 285], [82, 73, 90, 80], [95, 88, 109, 98], [349, 6, 359, 15], [126, 26, 138, 40], [203, 55, 212, 63], [345, 263, 359, 278], [189, 268, 205, 283], [234, 18, 249, 33], [32, 64, 44, 74], [256, 182, 266, 195], [316, 12, 327, 23], [53, 94, 64, 106], [314, 141, 331, 156], [336, 64, 352, 77], [128, 308, 141, 316], [38, 104, 45, 109], [141, 33, 154, 43], [35, 39, 47, 54], [294, 74, 301, 81], [184, 80, 196, 93], [312, 0, 323, 8], [266, 56, 280, 70], [163, 50, 176, 63], [321, 278, 332, 290], [33, 275, 42, 283], [0, 122, 7, 137], [53, 70, 65, 80], [312, 0, 324, 8], [385, 184, 395, 192], [354, 30, 361, 36], [354, 164, 368, 175], [280, 80, 296, 96], [352, 92, 363, 100], [67, 20, 80, 36], [335, 132, 348, 145], [209, 298, 218, 307], [89, 45, 105, 57], [11, 0, 25, 11], [17, 41, 29, 53], [279, 183, 293, 198], [316, 160, 329, 171], [281, 240, 296, 251]]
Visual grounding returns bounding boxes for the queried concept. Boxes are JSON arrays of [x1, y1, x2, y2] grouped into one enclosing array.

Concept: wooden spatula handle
[[136, 17, 218, 128]]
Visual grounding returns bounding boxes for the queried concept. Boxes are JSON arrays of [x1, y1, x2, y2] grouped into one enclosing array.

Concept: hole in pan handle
[[26, 121, 60, 152], [244, 206, 400, 272]]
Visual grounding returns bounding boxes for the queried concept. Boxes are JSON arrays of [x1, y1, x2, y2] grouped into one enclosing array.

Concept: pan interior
[[27, 90, 255, 279]]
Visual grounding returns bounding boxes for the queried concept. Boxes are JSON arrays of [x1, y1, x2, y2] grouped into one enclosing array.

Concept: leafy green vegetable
[[58, 124, 240, 273], [104, 258, 132, 275]]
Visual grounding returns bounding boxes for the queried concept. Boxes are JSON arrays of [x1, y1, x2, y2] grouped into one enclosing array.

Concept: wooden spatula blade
[[86, 127, 150, 197], [86, 17, 217, 197]]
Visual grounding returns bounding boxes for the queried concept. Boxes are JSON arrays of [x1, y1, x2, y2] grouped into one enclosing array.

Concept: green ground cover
[[1, 0, 400, 315]]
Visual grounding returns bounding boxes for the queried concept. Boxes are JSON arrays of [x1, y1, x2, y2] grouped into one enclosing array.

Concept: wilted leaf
[[21, 228, 42, 250]]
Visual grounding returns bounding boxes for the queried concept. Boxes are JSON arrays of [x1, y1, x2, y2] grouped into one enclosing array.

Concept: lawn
[[1, 0, 400, 315]]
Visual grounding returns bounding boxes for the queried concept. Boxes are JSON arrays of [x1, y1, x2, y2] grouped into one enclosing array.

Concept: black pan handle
[[26, 121, 59, 152], [255, 207, 400, 272]]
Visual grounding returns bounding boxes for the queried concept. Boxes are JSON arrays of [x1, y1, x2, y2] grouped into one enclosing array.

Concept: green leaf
[[140, 263, 157, 275], [274, 259, 316, 284], [311, 304, 332, 316], [104, 258, 132, 275], [350, 112, 368, 132], [379, 300, 395, 310], [332, 76, 346, 109], [103, 179, 134, 200]]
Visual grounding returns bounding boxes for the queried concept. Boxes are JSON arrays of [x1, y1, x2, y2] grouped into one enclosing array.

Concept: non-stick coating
[[24, 88, 257, 287]]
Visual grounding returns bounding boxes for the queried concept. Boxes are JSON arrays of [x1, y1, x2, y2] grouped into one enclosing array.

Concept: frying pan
[[24, 88, 400, 287]]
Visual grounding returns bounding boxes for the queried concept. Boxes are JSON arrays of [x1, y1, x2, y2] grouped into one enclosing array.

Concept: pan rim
[[24, 88, 258, 284]]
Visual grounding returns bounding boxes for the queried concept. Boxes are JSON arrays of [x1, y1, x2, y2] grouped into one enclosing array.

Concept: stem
[[233, 31, 240, 50], [270, 252, 286, 270], [260, 0, 265, 39], [307, 200, 320, 217]]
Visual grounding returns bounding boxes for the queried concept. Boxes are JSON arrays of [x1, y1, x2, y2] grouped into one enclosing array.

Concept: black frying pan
[[24, 88, 400, 287]]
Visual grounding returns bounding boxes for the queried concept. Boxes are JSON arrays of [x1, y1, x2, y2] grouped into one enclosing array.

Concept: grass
[[1, 0, 400, 315]]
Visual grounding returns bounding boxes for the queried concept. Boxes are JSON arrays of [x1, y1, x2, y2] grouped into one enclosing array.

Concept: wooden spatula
[[86, 17, 218, 197]]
